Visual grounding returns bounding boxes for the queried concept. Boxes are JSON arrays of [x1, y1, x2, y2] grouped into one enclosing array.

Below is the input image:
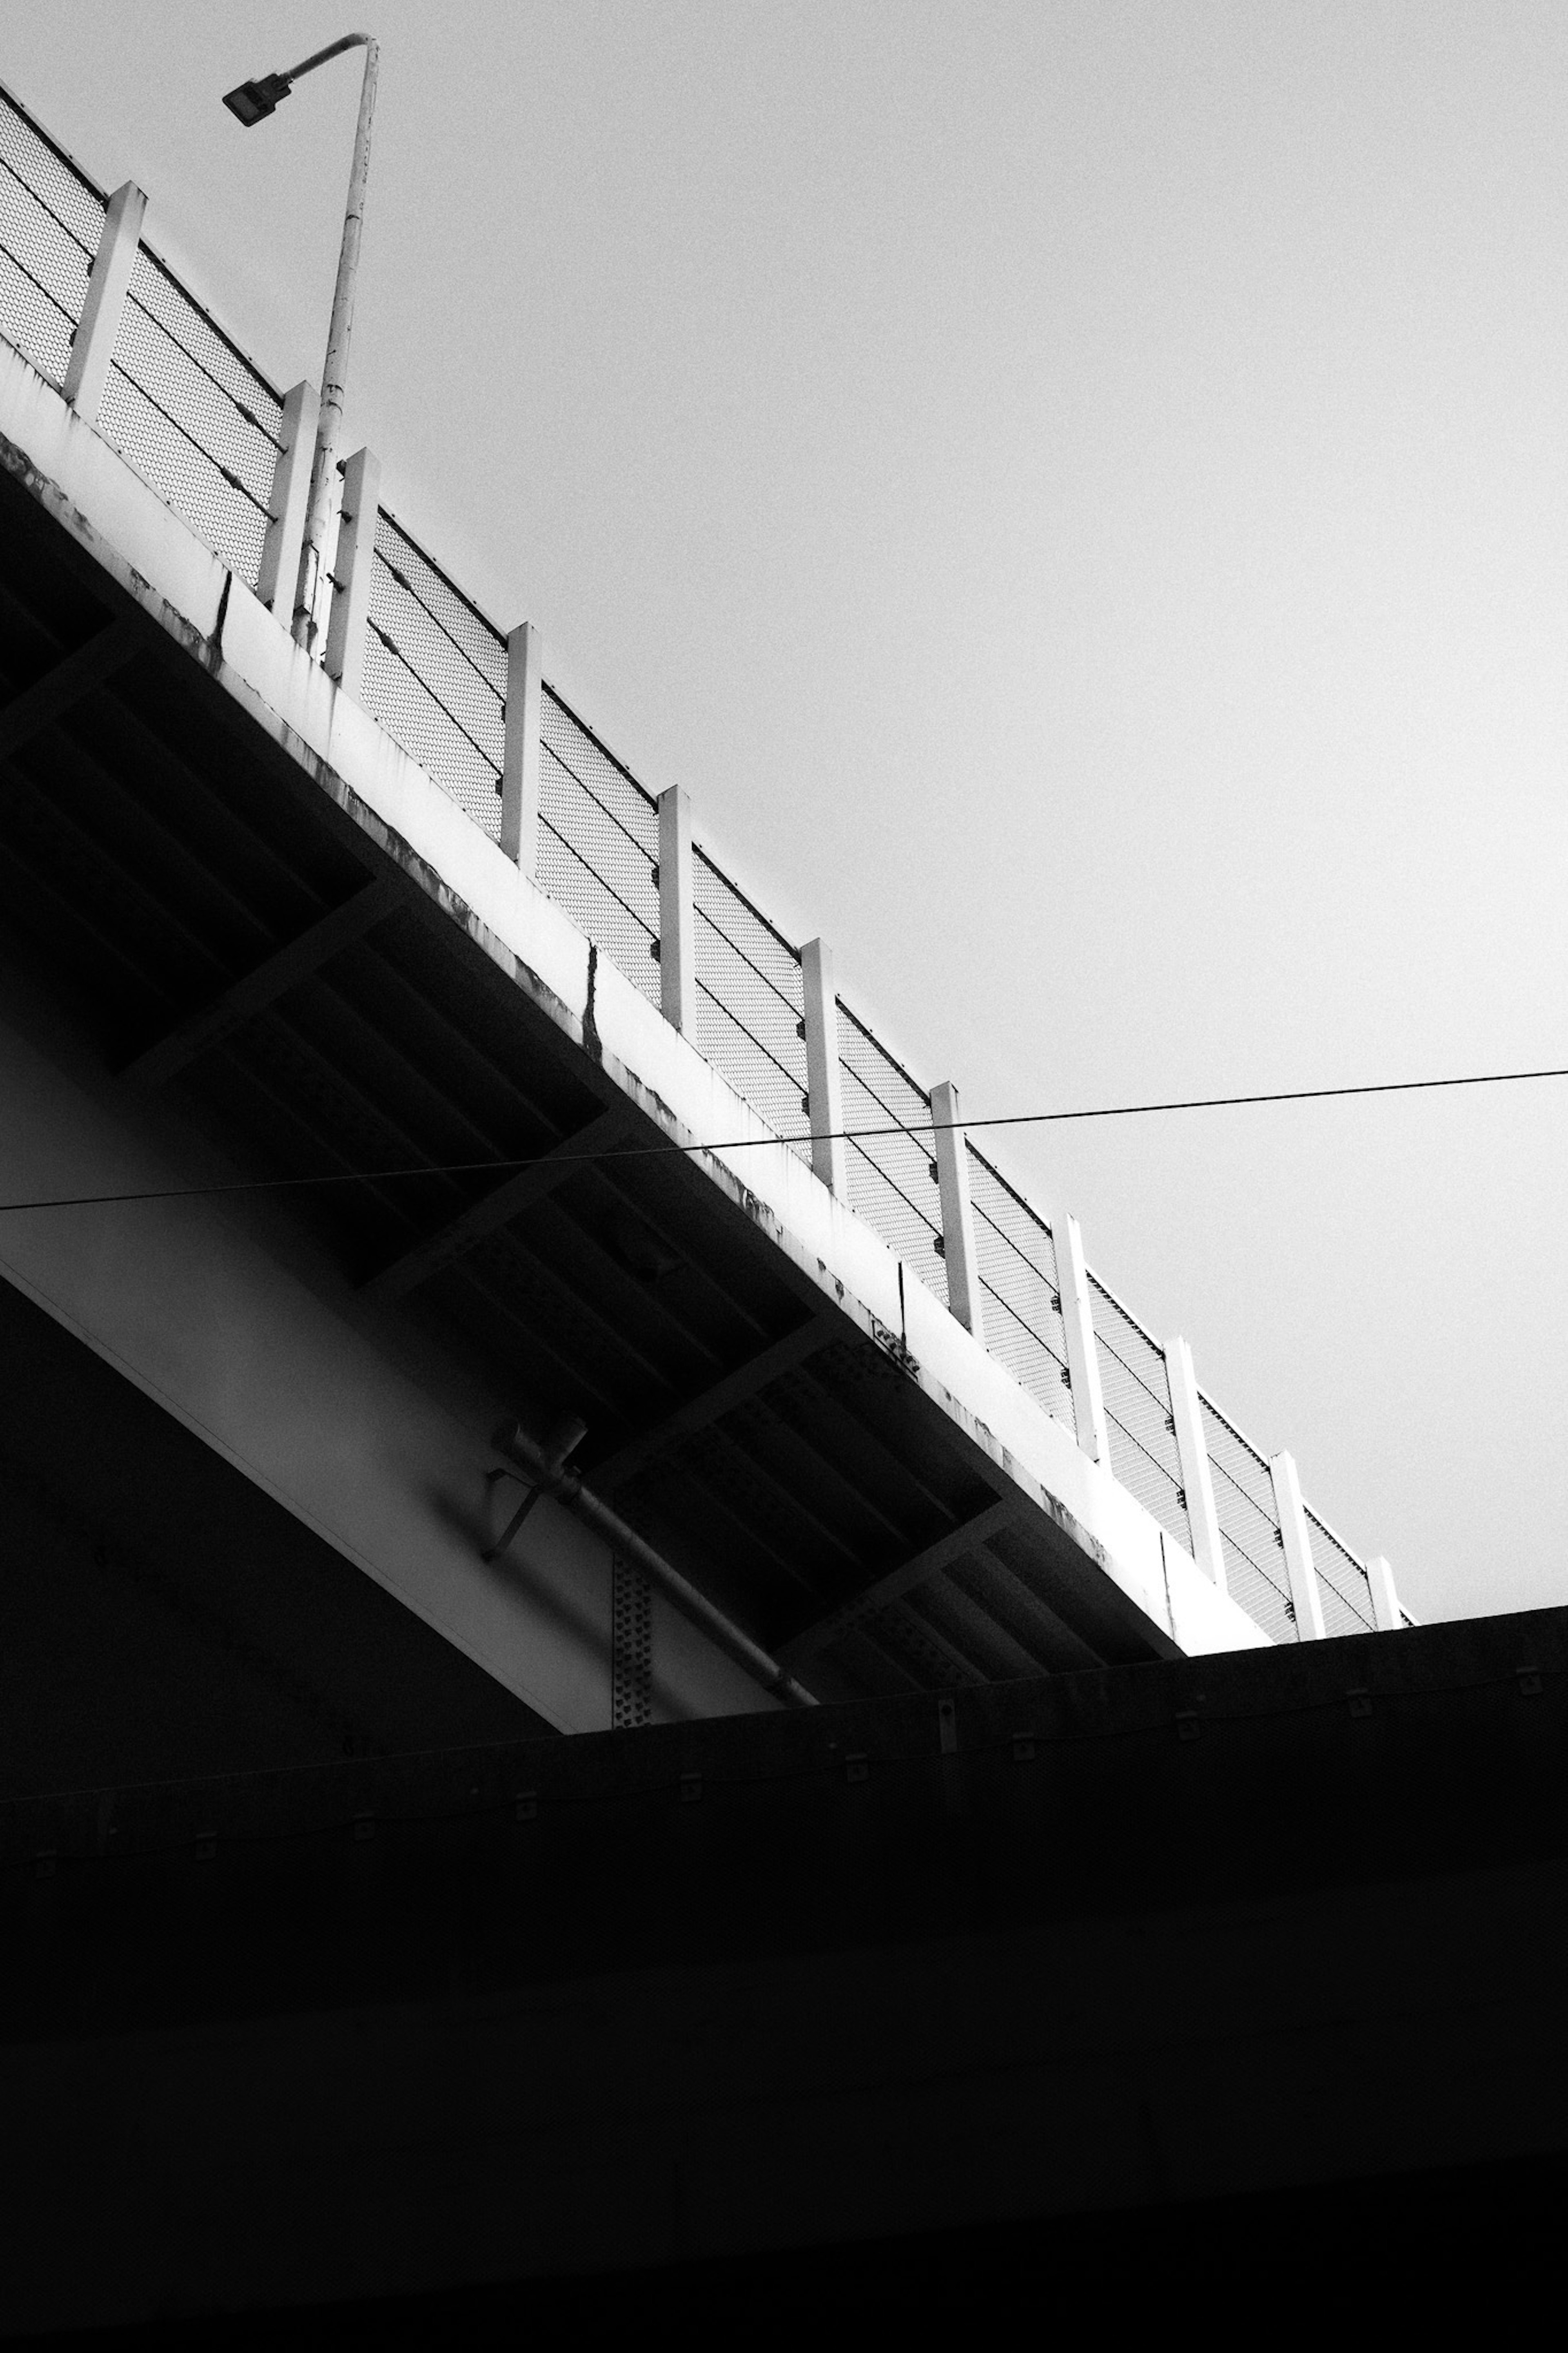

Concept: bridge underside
[[0, 457, 1170, 1697]]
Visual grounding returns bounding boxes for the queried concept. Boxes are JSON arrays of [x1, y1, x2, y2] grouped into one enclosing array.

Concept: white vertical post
[[1165, 1335, 1226, 1591], [255, 381, 320, 621], [1056, 1213, 1109, 1464], [656, 785, 695, 1033], [501, 621, 543, 873], [62, 181, 146, 424], [1269, 1450, 1326, 1640], [930, 1081, 984, 1340], [800, 938, 847, 1200], [1367, 1554, 1403, 1633], [323, 446, 381, 699]]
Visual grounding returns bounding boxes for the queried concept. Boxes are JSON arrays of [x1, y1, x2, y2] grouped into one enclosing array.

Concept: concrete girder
[[361, 1107, 630, 1300], [0, 615, 139, 762], [590, 1312, 842, 1494], [866, 1596, 987, 1690], [120, 876, 402, 1087], [782, 1499, 1022, 1667]]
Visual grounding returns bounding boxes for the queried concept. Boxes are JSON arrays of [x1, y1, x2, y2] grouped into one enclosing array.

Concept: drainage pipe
[[492, 1422, 818, 1710]]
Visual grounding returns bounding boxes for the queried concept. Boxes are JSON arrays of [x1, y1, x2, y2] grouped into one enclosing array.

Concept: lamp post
[[223, 33, 380, 653]]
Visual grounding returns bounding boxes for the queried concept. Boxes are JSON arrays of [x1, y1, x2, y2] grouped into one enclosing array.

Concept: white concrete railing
[[0, 79, 1407, 1646]]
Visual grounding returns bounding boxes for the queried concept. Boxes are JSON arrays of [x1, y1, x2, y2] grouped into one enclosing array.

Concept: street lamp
[[223, 33, 380, 653]]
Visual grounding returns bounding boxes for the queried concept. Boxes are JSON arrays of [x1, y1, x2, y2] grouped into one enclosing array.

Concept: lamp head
[[222, 72, 292, 127]]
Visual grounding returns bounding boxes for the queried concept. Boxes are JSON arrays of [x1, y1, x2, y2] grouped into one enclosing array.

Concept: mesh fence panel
[[1089, 1276, 1191, 1552], [966, 1151, 1074, 1429], [836, 1006, 946, 1307], [540, 687, 660, 1007], [1200, 1396, 1296, 1644], [691, 850, 808, 1160], [363, 512, 507, 834], [0, 92, 100, 383], [98, 246, 281, 587], [1305, 1510, 1376, 1637]]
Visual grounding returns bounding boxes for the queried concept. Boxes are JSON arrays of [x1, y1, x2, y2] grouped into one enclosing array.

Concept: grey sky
[[4, 0, 1565, 1626]]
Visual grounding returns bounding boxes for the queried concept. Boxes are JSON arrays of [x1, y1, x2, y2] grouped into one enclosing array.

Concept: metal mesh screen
[[0, 89, 101, 384], [692, 850, 808, 1160], [0, 87, 283, 590], [98, 245, 282, 588], [1089, 1276, 1191, 1552], [1305, 1510, 1376, 1637], [836, 1005, 946, 1308], [610, 1556, 653, 1729], [1200, 1396, 1296, 1644], [540, 687, 660, 1006], [966, 1151, 1074, 1429], [363, 511, 507, 834]]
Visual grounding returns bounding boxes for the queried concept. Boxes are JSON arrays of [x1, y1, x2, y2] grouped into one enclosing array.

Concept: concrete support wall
[[1057, 1214, 1109, 1465], [1166, 1335, 1226, 1591], [62, 181, 145, 424], [323, 445, 381, 701], [256, 380, 320, 624], [800, 938, 848, 1200], [1368, 1554, 1403, 1633], [1270, 1450, 1326, 1641], [0, 1608, 1557, 2335], [501, 621, 543, 873], [656, 785, 695, 1033], [930, 1082, 982, 1340]]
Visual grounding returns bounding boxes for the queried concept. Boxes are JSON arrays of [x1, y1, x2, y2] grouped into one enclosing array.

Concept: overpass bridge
[[0, 84, 1408, 1737]]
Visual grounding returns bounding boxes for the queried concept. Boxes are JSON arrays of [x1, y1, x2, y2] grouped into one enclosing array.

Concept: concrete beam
[[62, 181, 146, 425], [1269, 1450, 1326, 1642], [931, 1080, 983, 1340], [0, 617, 139, 761], [591, 1312, 841, 1495], [323, 446, 381, 701], [360, 1106, 628, 1302], [1165, 1335, 1226, 1592], [120, 875, 401, 1088], [782, 1497, 1021, 1666], [656, 785, 695, 1034], [800, 938, 847, 1200], [255, 381, 320, 623], [500, 622, 543, 874], [866, 1592, 986, 1689]]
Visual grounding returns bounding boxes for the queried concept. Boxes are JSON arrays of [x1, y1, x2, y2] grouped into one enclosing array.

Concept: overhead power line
[[0, 1061, 1562, 1217]]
